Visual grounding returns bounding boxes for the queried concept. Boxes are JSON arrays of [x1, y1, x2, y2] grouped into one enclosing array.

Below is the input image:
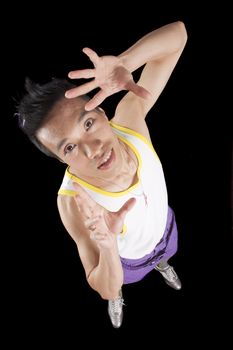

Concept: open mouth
[[97, 148, 115, 170]]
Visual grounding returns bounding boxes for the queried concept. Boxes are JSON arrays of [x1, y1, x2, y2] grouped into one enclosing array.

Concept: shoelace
[[109, 297, 125, 314]]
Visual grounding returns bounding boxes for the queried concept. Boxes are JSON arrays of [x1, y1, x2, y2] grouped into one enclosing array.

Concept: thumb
[[117, 197, 136, 221]]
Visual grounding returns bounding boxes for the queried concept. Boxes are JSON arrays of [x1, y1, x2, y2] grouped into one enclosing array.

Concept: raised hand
[[65, 47, 150, 111], [73, 182, 136, 250]]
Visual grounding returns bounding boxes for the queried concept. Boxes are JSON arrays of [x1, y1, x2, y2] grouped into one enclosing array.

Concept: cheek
[[97, 124, 114, 139], [68, 153, 88, 168]]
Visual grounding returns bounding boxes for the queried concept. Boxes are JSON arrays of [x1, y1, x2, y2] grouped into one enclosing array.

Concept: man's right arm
[[57, 194, 124, 300]]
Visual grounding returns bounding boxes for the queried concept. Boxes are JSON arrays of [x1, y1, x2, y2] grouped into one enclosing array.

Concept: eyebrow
[[56, 110, 90, 153], [78, 110, 89, 123]]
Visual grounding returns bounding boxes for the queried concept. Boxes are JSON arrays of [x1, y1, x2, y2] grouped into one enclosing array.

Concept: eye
[[84, 118, 94, 131], [64, 144, 76, 154]]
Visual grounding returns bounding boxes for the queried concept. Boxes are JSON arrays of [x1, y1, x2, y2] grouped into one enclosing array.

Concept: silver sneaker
[[155, 263, 182, 290], [108, 290, 124, 328]]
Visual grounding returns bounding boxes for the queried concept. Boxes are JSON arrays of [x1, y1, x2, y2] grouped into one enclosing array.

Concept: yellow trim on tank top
[[109, 121, 159, 161], [58, 189, 76, 196], [65, 133, 142, 197], [119, 224, 127, 236]]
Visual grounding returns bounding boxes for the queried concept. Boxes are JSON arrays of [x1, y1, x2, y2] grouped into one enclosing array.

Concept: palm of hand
[[74, 182, 135, 249], [66, 47, 150, 110], [93, 56, 133, 93], [86, 201, 125, 236]]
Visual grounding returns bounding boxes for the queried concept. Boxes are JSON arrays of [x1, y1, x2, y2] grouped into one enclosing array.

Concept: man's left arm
[[113, 21, 187, 133]]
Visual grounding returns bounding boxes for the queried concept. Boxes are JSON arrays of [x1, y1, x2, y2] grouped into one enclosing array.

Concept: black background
[[3, 2, 232, 346]]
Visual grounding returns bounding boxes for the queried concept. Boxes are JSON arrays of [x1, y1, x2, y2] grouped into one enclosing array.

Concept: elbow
[[99, 290, 122, 301], [96, 283, 123, 301], [87, 276, 123, 300], [176, 21, 188, 46]]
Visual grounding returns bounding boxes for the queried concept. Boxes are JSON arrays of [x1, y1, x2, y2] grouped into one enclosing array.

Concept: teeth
[[101, 149, 112, 165]]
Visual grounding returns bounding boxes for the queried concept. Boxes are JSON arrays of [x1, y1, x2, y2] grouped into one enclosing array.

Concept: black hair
[[15, 78, 89, 159]]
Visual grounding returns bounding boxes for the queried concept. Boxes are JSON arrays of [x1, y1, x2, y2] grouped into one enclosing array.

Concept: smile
[[97, 148, 115, 170]]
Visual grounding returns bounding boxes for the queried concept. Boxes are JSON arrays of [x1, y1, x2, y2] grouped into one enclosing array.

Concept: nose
[[82, 139, 103, 159]]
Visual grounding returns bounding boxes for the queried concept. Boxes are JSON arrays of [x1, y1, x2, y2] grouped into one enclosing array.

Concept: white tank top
[[58, 122, 168, 259]]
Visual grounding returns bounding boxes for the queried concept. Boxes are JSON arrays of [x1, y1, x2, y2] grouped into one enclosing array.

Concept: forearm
[[119, 21, 187, 73], [87, 242, 123, 300]]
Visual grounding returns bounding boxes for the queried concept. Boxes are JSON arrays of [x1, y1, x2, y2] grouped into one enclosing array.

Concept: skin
[[37, 97, 138, 191], [37, 21, 187, 300]]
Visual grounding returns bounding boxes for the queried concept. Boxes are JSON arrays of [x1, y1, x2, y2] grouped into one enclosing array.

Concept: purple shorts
[[120, 207, 178, 284]]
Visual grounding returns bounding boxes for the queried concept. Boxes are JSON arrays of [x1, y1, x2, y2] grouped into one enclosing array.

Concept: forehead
[[43, 97, 86, 135], [37, 97, 88, 147], [49, 97, 86, 123]]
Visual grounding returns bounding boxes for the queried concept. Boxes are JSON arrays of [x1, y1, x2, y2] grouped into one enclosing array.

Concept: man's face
[[37, 97, 121, 180]]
